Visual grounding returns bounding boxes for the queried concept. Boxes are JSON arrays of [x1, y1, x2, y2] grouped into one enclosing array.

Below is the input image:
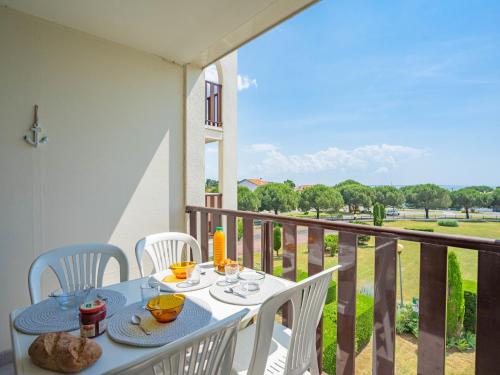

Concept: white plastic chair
[[28, 243, 129, 304], [135, 232, 202, 277], [112, 309, 248, 375], [232, 266, 341, 375]]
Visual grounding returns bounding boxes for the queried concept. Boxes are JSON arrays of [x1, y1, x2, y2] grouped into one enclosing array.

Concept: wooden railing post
[[373, 237, 397, 375], [417, 243, 447, 375], [476, 251, 500, 374], [336, 231, 358, 375], [308, 226, 325, 372], [242, 218, 254, 268], [261, 221, 274, 274], [282, 223, 297, 328], [189, 211, 197, 240], [226, 215, 237, 261], [200, 212, 209, 262]]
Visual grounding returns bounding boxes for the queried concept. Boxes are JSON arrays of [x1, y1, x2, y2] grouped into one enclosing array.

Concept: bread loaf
[[28, 332, 102, 373]]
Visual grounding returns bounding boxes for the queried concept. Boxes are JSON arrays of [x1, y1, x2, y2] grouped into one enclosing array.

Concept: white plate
[[149, 266, 219, 293]]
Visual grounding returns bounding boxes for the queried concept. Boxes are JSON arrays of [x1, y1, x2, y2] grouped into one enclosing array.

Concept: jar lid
[[80, 299, 106, 314]]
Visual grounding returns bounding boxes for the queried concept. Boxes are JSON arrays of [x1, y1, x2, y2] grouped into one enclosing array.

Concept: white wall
[[0, 8, 185, 352]]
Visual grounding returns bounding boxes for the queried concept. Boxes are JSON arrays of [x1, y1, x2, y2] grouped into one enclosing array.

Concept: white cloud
[[250, 144, 427, 175], [237, 74, 258, 91]]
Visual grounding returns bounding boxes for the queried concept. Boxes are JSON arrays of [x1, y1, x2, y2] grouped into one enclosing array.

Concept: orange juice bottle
[[213, 226, 225, 267]]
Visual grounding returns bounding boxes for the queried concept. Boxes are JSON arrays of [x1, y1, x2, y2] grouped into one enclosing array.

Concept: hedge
[[404, 227, 434, 232], [323, 294, 374, 374], [463, 279, 477, 333], [438, 219, 459, 227]]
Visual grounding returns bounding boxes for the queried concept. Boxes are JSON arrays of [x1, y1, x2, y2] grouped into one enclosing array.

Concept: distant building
[[238, 178, 268, 191]]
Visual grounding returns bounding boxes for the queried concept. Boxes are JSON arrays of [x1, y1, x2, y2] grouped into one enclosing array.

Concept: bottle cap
[[216, 226, 223, 231]]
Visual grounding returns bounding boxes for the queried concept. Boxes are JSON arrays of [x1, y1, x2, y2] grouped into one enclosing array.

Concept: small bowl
[[169, 261, 196, 279], [238, 271, 266, 293], [49, 285, 93, 310], [146, 294, 185, 323]]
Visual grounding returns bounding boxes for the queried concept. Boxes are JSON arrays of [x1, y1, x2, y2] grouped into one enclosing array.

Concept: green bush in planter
[[324, 234, 339, 256], [463, 279, 477, 333]]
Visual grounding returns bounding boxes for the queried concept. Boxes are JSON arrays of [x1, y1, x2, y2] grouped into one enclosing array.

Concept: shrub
[[237, 218, 243, 241], [447, 331, 476, 351], [404, 227, 434, 232], [447, 251, 464, 340], [463, 279, 477, 333], [349, 220, 370, 245], [396, 303, 419, 336], [373, 202, 385, 226], [324, 234, 339, 256], [273, 226, 281, 257], [438, 219, 459, 227], [323, 294, 374, 375]]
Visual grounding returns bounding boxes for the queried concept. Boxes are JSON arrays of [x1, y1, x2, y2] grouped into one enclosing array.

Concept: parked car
[[387, 208, 400, 216]]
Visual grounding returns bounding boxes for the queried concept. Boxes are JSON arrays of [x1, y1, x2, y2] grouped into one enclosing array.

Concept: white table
[[10, 273, 294, 375]]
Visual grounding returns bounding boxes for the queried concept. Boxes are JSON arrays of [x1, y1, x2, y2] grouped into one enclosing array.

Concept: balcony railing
[[186, 205, 500, 374], [205, 81, 222, 127]]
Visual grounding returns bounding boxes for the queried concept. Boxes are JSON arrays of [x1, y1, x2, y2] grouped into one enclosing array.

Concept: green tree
[[373, 186, 405, 208], [298, 185, 344, 219], [237, 186, 260, 212], [205, 178, 218, 193], [273, 226, 282, 257], [467, 185, 493, 193], [447, 251, 465, 340], [404, 184, 451, 219], [255, 183, 298, 214], [283, 179, 296, 189], [336, 183, 373, 214], [491, 188, 500, 211], [451, 188, 483, 219], [373, 202, 385, 226]]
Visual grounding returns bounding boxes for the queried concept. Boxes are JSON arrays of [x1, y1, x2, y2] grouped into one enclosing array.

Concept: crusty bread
[[28, 332, 102, 373]]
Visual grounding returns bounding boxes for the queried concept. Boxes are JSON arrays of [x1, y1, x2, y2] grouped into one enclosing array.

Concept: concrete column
[[216, 51, 238, 210]]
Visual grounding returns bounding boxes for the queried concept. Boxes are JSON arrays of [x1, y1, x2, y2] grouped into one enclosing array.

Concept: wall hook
[[24, 105, 48, 147]]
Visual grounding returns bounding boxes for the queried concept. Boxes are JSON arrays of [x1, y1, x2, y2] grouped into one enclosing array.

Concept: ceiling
[[2, 0, 317, 67]]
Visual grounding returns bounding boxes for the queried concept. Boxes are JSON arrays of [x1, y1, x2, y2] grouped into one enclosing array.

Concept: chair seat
[[232, 322, 311, 375]]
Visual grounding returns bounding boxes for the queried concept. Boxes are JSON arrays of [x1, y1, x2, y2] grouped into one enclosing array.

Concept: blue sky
[[206, 0, 500, 186]]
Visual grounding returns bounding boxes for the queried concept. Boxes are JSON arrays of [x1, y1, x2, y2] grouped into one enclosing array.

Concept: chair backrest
[[135, 232, 202, 277], [113, 309, 248, 375], [247, 266, 341, 375], [29, 243, 129, 304]]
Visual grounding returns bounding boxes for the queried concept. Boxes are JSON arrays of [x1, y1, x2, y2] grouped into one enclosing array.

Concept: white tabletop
[[10, 271, 294, 375]]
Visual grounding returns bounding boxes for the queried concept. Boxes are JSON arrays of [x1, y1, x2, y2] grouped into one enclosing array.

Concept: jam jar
[[79, 299, 107, 338]]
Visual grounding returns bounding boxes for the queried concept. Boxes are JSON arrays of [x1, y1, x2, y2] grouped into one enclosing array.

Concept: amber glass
[[146, 294, 185, 323], [169, 261, 196, 279]]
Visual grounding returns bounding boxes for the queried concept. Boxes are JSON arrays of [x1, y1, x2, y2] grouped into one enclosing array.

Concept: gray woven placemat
[[209, 277, 287, 306], [107, 297, 212, 347], [14, 289, 126, 334], [149, 268, 220, 293]]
